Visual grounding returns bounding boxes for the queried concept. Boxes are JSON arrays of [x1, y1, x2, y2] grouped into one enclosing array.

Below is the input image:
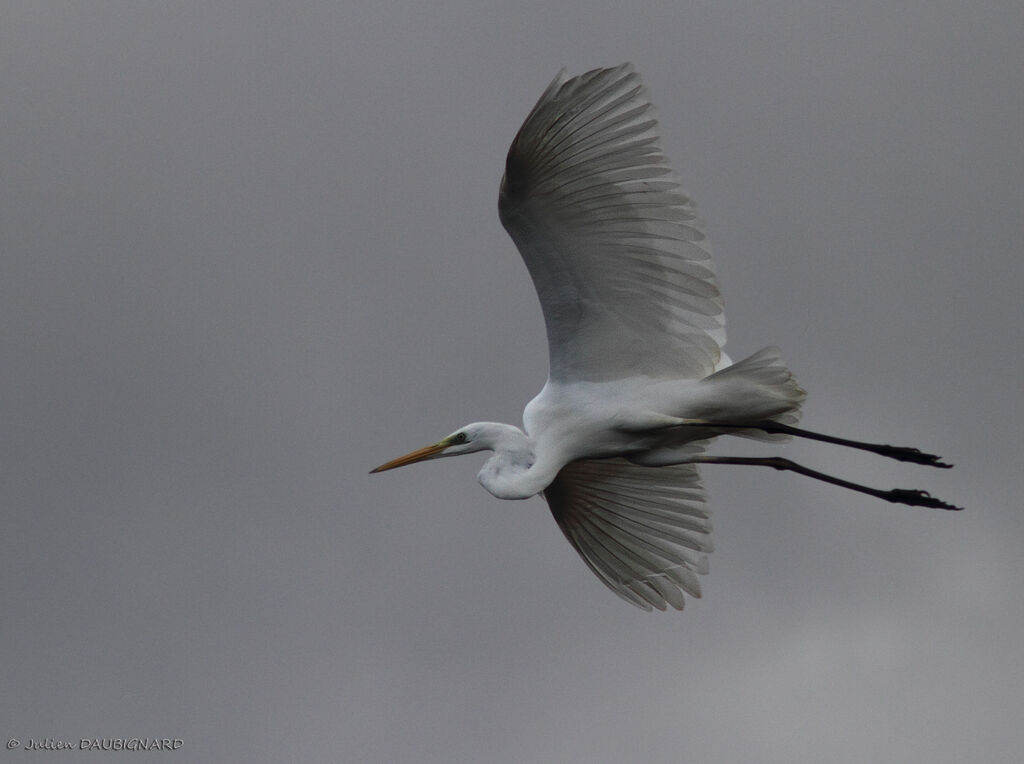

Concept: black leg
[[693, 421, 953, 468], [691, 455, 962, 511]]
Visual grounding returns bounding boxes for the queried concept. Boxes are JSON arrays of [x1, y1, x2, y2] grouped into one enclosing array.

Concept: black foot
[[886, 489, 962, 511], [874, 444, 953, 468]]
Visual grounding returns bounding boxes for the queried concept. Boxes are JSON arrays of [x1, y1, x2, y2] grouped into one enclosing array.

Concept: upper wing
[[499, 63, 725, 383], [543, 452, 713, 611]]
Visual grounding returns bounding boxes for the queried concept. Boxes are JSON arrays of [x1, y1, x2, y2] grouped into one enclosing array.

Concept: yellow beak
[[370, 441, 449, 474]]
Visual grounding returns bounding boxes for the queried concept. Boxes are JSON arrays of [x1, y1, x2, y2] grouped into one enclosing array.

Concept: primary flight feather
[[371, 63, 958, 612]]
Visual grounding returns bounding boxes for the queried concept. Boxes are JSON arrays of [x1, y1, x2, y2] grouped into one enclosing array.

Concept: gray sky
[[2, 1, 1022, 762]]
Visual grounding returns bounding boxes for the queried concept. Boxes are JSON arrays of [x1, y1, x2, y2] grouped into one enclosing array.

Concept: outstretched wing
[[543, 454, 713, 611], [499, 63, 725, 383]]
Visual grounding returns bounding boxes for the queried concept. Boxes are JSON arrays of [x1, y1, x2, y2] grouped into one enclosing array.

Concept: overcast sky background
[[2, 2, 1022, 762]]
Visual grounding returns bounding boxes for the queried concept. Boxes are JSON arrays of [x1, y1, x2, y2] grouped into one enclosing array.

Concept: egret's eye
[[453, 433, 467, 443]]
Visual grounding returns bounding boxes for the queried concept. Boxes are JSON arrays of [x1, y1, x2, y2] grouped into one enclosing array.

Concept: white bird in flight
[[371, 64, 958, 611]]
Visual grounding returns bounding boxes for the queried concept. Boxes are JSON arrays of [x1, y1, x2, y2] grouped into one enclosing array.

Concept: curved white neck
[[471, 424, 555, 500]]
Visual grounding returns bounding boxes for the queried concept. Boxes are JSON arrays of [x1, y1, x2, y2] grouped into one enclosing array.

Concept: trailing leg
[[691, 455, 962, 510]]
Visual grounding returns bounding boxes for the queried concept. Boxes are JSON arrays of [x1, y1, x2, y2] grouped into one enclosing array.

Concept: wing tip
[[502, 63, 649, 200]]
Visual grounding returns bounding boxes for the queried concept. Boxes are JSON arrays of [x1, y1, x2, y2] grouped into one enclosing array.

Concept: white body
[[508, 347, 804, 498]]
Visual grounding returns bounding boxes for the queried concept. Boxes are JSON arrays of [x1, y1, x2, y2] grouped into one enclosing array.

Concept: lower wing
[[543, 449, 713, 611]]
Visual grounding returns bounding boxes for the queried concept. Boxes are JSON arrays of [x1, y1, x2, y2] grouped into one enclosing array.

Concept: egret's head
[[369, 425, 486, 474]]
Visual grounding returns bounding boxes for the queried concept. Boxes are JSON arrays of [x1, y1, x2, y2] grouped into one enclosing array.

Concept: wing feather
[[499, 63, 725, 383], [543, 455, 713, 611]]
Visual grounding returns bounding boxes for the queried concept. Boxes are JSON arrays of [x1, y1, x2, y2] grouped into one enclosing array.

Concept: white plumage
[[371, 64, 958, 611]]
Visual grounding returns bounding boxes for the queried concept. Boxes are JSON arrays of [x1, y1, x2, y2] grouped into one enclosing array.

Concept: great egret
[[371, 64, 958, 611]]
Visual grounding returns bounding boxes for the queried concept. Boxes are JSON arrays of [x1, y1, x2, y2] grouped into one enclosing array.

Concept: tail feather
[[704, 347, 806, 440]]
